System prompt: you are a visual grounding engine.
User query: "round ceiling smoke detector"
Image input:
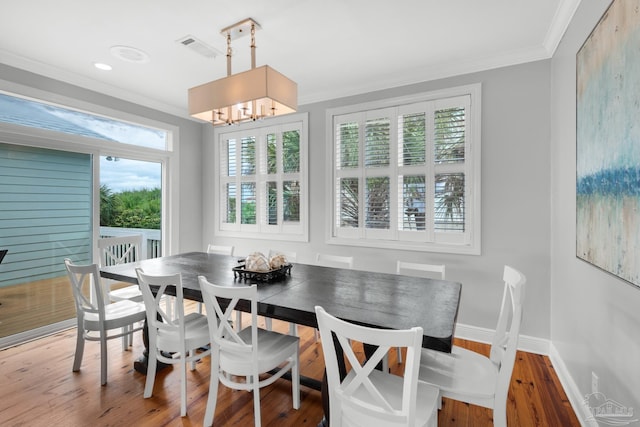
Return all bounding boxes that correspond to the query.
[110,45,150,64]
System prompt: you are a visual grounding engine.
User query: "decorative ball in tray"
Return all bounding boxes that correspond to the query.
[233,252,292,282]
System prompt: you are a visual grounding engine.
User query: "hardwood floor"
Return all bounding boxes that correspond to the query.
[0,310,580,427]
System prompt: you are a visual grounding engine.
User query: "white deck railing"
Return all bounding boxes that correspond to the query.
[99,226,162,260]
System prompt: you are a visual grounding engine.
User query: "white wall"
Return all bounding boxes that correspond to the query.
[550,0,640,417]
[205,60,552,341]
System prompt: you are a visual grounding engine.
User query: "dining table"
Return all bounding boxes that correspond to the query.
[100,251,461,425]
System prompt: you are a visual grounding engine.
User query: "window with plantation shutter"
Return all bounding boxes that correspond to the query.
[216,113,308,241]
[328,84,481,254]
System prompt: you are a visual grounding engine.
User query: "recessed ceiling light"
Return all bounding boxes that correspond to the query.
[110,45,150,64]
[94,62,113,71]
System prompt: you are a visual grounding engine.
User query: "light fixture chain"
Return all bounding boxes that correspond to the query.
[226,32,232,77]
[250,22,256,69]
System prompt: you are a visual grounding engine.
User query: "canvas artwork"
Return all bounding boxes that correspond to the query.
[576,0,640,287]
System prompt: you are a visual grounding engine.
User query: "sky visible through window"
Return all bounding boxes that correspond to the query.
[100,156,161,193]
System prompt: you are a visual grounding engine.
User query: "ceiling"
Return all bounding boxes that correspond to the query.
[0,0,581,120]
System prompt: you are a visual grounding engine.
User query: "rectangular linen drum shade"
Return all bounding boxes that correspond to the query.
[189,64,297,124]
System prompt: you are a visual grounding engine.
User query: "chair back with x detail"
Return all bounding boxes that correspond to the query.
[135,268,211,417]
[64,258,146,385]
[418,265,526,427]
[315,306,438,427]
[199,276,300,427]
[98,235,147,349]
[98,235,144,302]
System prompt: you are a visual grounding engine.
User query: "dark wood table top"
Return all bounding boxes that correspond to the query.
[100,251,461,353]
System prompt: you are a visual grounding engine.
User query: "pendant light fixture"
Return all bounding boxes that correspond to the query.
[188,18,297,126]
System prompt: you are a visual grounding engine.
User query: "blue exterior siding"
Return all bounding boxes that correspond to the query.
[0,143,92,287]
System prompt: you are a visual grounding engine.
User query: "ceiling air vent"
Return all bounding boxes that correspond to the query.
[176,35,222,58]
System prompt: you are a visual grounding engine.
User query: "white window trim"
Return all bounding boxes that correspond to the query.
[0,80,180,256]
[325,84,481,255]
[214,112,309,242]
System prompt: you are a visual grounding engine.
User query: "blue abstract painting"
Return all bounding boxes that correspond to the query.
[577,0,640,287]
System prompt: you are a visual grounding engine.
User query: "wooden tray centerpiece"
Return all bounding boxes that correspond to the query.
[233,252,292,282]
[233,263,292,282]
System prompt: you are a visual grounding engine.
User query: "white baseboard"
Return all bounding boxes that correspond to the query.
[548,343,597,427]
[454,322,550,355]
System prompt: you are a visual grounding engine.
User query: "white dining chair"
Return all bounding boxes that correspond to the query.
[199,276,300,427]
[64,258,146,386]
[98,235,146,348]
[396,261,446,280]
[315,305,438,427]
[268,249,297,262]
[418,265,526,427]
[135,268,211,417]
[206,244,234,256]
[315,253,354,269]
[391,261,447,367]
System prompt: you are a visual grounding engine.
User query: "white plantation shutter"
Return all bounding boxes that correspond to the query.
[266,133,277,174]
[266,181,277,225]
[220,138,236,227]
[329,85,480,254]
[283,130,300,173]
[432,98,469,234]
[240,136,256,176]
[400,112,426,166]
[434,107,465,164]
[339,177,358,228]
[364,110,394,239]
[226,139,236,176]
[435,173,465,231]
[334,113,361,238]
[337,119,359,170]
[241,182,256,224]
[283,180,300,222]
[399,174,426,231]
[364,117,390,168]
[366,177,390,229]
[225,183,236,223]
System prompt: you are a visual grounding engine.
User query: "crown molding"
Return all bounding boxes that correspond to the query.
[543,0,583,55]
[298,45,552,106]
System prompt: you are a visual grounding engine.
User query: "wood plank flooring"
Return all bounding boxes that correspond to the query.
[0,310,580,427]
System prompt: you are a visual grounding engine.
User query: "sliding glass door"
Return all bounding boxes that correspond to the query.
[0,91,174,347]
[0,147,164,342]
